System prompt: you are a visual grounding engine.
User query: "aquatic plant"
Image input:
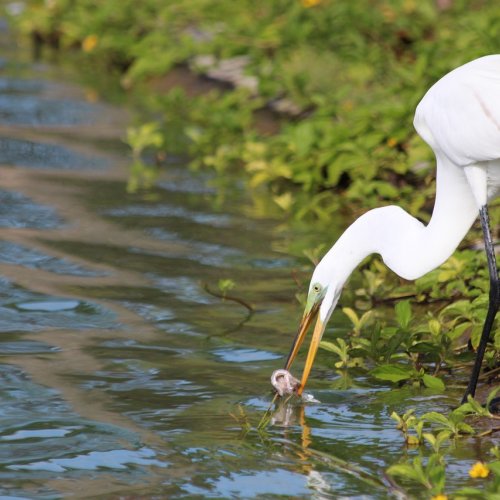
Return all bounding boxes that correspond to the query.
[387,388,500,497]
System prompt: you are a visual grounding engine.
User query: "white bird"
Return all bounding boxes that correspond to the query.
[284,55,500,403]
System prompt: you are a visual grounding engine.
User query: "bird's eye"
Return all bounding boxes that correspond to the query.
[312,283,322,294]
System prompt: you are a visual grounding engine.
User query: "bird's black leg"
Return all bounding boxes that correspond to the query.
[461,205,499,404]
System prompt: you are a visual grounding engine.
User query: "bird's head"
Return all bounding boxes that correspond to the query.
[284,264,341,395]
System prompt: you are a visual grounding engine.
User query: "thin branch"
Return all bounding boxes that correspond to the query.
[203,282,254,313]
[477,427,500,437]
[479,365,500,380]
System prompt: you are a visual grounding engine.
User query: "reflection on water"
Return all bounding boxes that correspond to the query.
[0,189,62,229]
[0,21,494,500]
[0,363,166,496]
[0,240,106,276]
[0,136,108,170]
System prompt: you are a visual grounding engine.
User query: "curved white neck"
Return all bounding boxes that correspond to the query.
[319,155,479,285]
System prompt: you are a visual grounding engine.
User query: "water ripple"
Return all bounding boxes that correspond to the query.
[0,276,117,331]
[149,275,215,305]
[105,203,232,228]
[0,94,111,127]
[0,136,108,170]
[146,227,243,267]
[9,447,167,472]
[0,363,167,482]
[0,190,63,229]
[0,240,106,277]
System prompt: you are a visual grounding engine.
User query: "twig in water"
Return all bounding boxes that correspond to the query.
[203,282,254,313]
[477,427,500,437]
[479,364,500,380]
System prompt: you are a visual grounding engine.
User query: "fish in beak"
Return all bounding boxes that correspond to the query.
[284,284,328,395]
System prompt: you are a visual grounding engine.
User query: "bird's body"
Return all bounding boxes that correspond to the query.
[283,55,500,402]
[414,55,500,171]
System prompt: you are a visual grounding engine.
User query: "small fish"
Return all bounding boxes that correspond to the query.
[270,369,300,397]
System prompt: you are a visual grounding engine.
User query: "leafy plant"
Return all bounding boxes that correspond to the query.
[14,0,500,221]
[391,408,424,445]
[387,454,446,495]
[421,411,474,438]
[319,337,365,369]
[125,122,164,161]
[342,307,375,336]
[454,452,500,499]
[218,278,236,297]
[371,364,445,391]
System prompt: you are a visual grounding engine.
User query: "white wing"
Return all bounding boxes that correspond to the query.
[414,55,500,166]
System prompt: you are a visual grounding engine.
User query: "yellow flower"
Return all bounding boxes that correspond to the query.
[469,462,490,479]
[387,137,398,148]
[82,34,98,53]
[301,0,321,7]
[431,495,448,500]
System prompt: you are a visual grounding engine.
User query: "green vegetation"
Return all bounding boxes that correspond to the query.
[318,254,499,394]
[387,392,500,498]
[11,0,500,216]
[11,1,500,496]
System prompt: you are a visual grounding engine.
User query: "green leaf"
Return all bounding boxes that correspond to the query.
[422,374,445,391]
[423,432,436,447]
[455,395,489,417]
[371,364,414,383]
[387,457,430,488]
[218,279,235,294]
[470,324,484,349]
[390,411,404,426]
[427,318,441,336]
[290,122,316,158]
[342,307,360,328]
[427,454,446,493]
[488,460,500,475]
[409,342,440,354]
[447,321,472,341]
[456,422,475,434]
[319,340,343,356]
[453,487,487,498]
[395,300,412,329]
[487,386,500,407]
[436,430,452,445]
[386,463,423,483]
[383,329,408,359]
[359,310,375,329]
[421,412,449,426]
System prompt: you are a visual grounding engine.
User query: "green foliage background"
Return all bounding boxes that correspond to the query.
[11,0,500,218]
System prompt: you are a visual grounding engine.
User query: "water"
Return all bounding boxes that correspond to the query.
[0,25,494,500]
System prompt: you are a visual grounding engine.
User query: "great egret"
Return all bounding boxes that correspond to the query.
[283,55,500,404]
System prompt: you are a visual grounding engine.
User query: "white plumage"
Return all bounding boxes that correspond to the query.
[414,55,500,168]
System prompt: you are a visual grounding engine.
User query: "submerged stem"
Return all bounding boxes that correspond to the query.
[203,282,254,313]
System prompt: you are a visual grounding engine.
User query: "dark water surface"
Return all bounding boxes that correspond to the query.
[0,25,494,500]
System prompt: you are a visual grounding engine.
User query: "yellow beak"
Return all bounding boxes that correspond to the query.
[284,303,326,396]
